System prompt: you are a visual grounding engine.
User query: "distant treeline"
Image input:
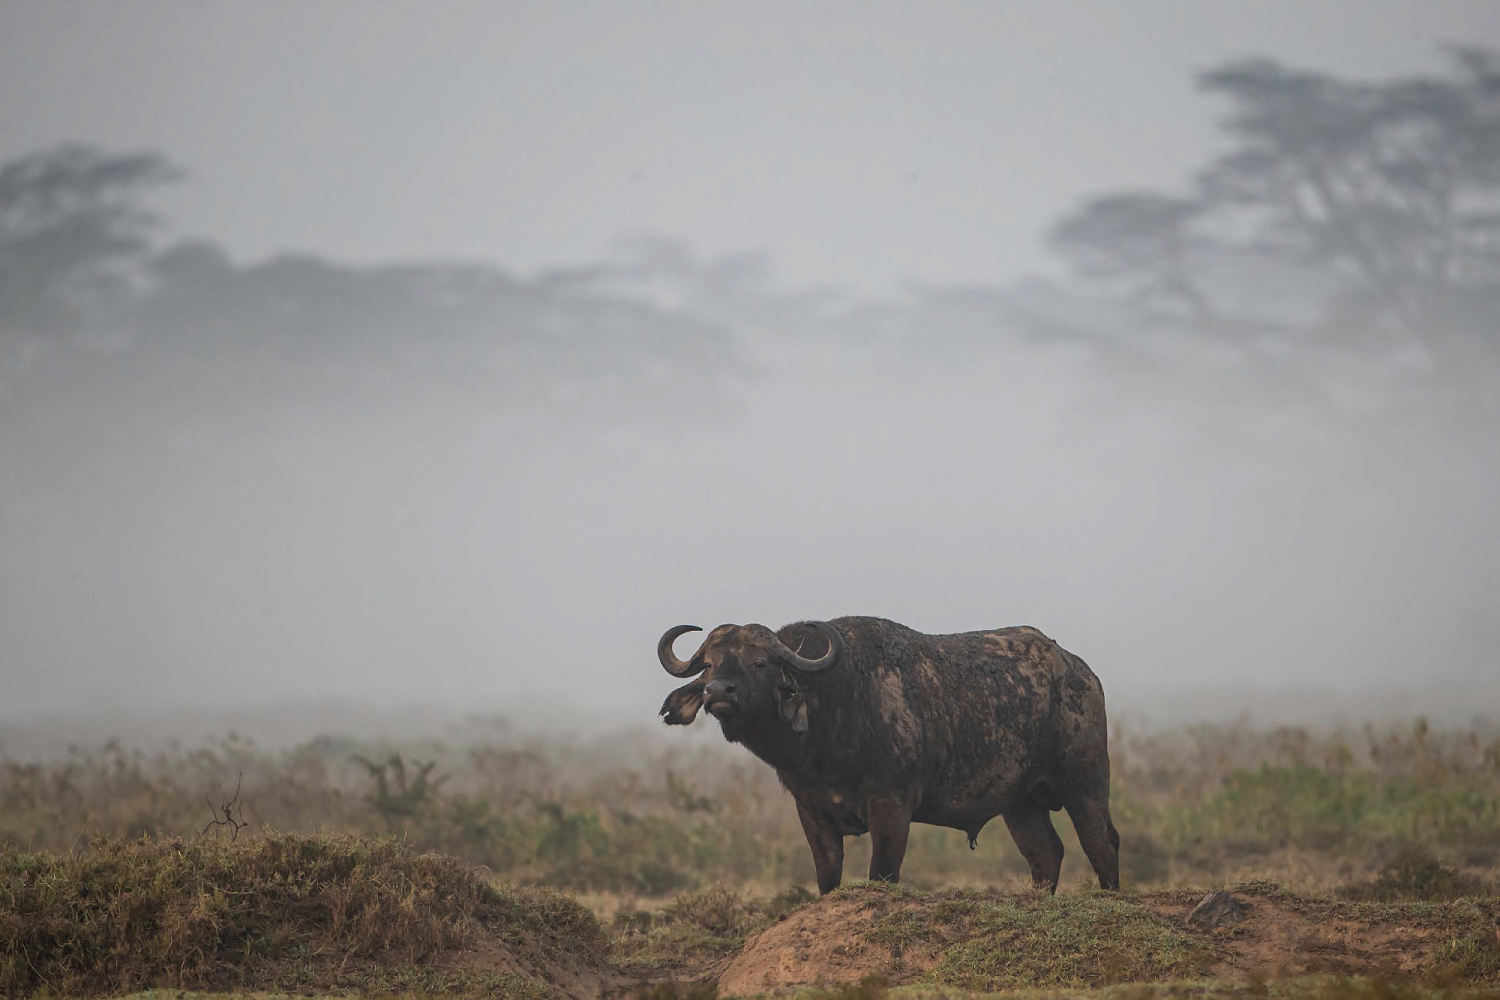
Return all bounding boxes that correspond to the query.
[2,48,1496,398]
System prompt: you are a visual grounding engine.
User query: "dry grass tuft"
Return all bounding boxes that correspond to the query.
[611,884,812,974]
[0,832,603,998]
[1336,845,1493,902]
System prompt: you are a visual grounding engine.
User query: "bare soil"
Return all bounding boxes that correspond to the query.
[715,892,945,995]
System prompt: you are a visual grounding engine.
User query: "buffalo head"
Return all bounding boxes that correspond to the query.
[657,621,843,737]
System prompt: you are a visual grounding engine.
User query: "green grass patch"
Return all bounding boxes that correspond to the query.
[1425,899,1500,984]
[1158,765,1500,855]
[928,891,1207,991]
[807,883,1209,993]
[868,908,934,949]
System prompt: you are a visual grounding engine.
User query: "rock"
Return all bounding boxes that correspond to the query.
[1186,890,1246,929]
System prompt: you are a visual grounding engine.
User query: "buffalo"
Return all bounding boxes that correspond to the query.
[657,616,1118,893]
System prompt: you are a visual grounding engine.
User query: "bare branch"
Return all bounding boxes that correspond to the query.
[199,772,248,841]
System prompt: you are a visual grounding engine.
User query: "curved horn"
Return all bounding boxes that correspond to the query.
[773,620,844,673]
[658,625,706,677]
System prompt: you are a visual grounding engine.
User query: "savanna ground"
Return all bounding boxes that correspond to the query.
[2,718,1499,998]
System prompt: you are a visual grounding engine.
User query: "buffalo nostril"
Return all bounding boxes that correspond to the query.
[723,683,736,694]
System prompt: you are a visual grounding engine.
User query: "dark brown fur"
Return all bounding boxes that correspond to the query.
[659,615,1119,894]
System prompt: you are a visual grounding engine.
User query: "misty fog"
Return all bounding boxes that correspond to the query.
[2,3,1498,749]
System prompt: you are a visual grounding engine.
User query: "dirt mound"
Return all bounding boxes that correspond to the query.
[0,833,625,998]
[717,889,941,995]
[717,882,1500,996]
[720,882,1204,995]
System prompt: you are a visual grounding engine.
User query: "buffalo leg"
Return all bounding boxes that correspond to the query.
[1063,789,1121,890]
[1002,802,1064,893]
[795,798,845,895]
[866,796,912,883]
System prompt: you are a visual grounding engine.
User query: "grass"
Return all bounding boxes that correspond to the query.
[4,721,1498,898]
[863,979,1500,999]
[1,720,1499,997]
[83,980,1500,1000]
[825,883,1209,992]
[721,880,1500,994]
[1427,901,1500,985]
[928,892,1207,991]
[4,851,1498,997]
[0,832,604,998]
[1336,845,1494,902]
[93,980,1500,1000]
[612,885,814,974]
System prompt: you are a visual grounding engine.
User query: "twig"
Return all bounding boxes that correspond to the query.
[199,772,248,841]
[68,812,95,855]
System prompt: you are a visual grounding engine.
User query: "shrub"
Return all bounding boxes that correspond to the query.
[1338,845,1492,901]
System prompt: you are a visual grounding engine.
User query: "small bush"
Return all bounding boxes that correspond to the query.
[665,886,769,938]
[1338,845,1492,902]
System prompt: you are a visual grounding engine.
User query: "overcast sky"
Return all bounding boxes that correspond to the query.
[3,1,1494,294]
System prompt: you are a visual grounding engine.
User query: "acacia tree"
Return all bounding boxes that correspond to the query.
[0,145,179,338]
[1051,47,1500,365]
[1049,192,1217,324]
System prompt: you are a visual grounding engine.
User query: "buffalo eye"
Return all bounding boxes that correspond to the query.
[752,659,768,671]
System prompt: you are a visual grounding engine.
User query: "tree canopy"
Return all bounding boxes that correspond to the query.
[0,145,179,337]
[1050,47,1500,366]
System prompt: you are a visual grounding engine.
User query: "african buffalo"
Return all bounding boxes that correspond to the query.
[657,616,1119,893]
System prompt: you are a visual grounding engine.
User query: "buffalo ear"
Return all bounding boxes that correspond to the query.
[660,679,705,725]
[777,668,809,734]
